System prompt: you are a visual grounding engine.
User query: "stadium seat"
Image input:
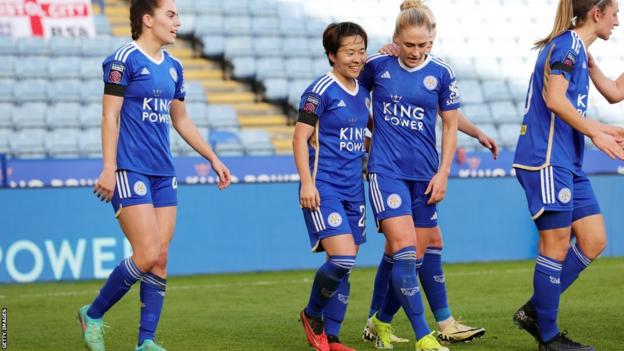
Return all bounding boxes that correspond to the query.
[281,37,310,57]
[285,58,315,79]
[0,103,13,128]
[253,36,282,58]
[185,102,209,127]
[277,2,304,18]
[240,129,274,156]
[80,58,103,80]
[210,129,244,156]
[12,103,47,130]
[249,0,278,17]
[288,79,312,108]
[178,15,196,36]
[457,79,484,104]
[263,78,289,101]
[279,18,307,37]
[481,80,512,102]
[207,105,238,128]
[201,35,226,57]
[78,128,102,158]
[0,55,15,78]
[46,102,81,129]
[15,57,49,79]
[49,80,82,103]
[490,101,520,123]
[80,36,112,57]
[255,57,287,80]
[252,17,280,37]
[222,0,250,16]
[93,15,112,35]
[9,129,46,159]
[312,58,330,77]
[45,128,80,158]
[14,79,48,103]
[81,80,103,104]
[194,0,224,15]
[0,79,13,102]
[223,16,253,36]
[80,103,103,129]
[48,37,82,57]
[0,40,16,55]
[231,57,256,79]
[48,57,82,79]
[195,15,224,37]
[171,127,209,156]
[498,123,521,149]
[0,128,11,154]
[305,20,329,38]
[184,81,207,102]
[224,36,254,60]
[16,37,48,55]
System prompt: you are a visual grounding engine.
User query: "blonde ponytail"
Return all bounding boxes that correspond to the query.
[395,0,431,36]
[534,0,574,49]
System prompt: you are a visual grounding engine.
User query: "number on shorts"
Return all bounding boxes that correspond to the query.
[358,205,366,227]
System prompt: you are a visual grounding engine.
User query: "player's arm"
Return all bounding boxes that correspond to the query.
[293,116,320,210]
[427,108,458,204]
[588,53,624,104]
[93,94,123,202]
[545,75,624,159]
[450,109,499,159]
[170,100,231,189]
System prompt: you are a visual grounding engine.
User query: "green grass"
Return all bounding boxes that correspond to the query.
[2,258,623,350]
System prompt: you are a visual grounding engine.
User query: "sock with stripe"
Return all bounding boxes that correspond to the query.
[377,256,421,323]
[419,247,452,322]
[88,257,144,319]
[305,256,355,318]
[368,254,393,318]
[324,271,351,338]
[391,247,430,340]
[138,273,167,346]
[532,255,562,342]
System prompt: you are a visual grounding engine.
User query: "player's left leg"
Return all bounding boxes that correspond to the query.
[136,176,178,351]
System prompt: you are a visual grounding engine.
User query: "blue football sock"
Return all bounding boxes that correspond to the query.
[377,274,401,323]
[138,273,167,346]
[368,254,393,318]
[420,247,452,322]
[533,255,562,342]
[391,247,430,340]
[88,257,144,319]
[324,272,351,337]
[560,243,592,294]
[305,255,355,319]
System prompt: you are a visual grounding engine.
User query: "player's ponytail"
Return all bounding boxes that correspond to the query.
[129,0,160,40]
[534,0,613,49]
[395,0,432,37]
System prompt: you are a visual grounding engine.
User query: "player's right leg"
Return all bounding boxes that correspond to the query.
[79,171,162,351]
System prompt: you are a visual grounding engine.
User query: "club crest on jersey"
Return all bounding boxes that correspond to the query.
[302,94,320,114]
[172,177,178,189]
[328,212,343,227]
[423,75,438,90]
[387,194,402,209]
[108,63,125,84]
[170,67,178,82]
[558,187,571,204]
[133,181,147,196]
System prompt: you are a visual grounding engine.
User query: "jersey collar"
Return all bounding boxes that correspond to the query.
[132,41,165,65]
[328,72,359,96]
[397,55,431,73]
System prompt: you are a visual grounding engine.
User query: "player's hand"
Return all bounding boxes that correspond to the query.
[300,181,320,210]
[93,168,116,202]
[211,159,231,190]
[477,132,499,159]
[425,172,448,205]
[379,43,400,56]
[591,131,624,160]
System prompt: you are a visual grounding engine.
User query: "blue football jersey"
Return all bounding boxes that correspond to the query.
[513,30,588,172]
[359,54,461,181]
[298,73,370,200]
[102,41,185,176]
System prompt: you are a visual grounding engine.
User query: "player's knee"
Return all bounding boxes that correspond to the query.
[584,236,607,260]
[134,247,161,272]
[154,249,169,271]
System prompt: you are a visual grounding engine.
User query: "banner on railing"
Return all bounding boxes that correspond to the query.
[0,0,95,38]
[3,151,624,189]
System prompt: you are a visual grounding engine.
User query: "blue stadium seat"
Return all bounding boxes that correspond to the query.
[210,129,244,156]
[0,40,16,55]
[195,15,224,37]
[461,104,493,124]
[305,20,328,38]
[252,17,280,37]
[16,37,48,55]
[185,102,208,127]
[184,81,207,102]
[9,129,47,159]
[201,35,225,56]
[45,128,80,158]
[224,36,254,60]
[0,103,13,128]
[80,103,102,128]
[78,128,101,158]
[223,16,252,36]
[48,57,82,79]
[0,128,11,154]
[285,58,314,79]
[231,57,256,79]
[46,102,81,129]
[81,80,103,103]
[80,58,103,79]
[12,103,47,129]
[14,79,48,103]
[481,80,512,102]
[240,129,274,156]
[175,0,195,13]
[222,0,250,16]
[178,14,196,36]
[0,79,13,102]
[50,80,82,102]
[254,36,281,58]
[277,2,304,18]
[171,127,209,156]
[255,57,287,80]
[48,37,81,57]
[93,15,112,35]
[312,58,330,76]
[15,57,49,78]
[194,0,224,15]
[110,37,133,51]
[281,37,310,57]
[80,36,112,57]
[207,105,238,128]
[308,38,326,58]
[490,101,520,123]
[288,79,311,108]
[498,123,521,149]
[249,0,278,17]
[263,78,288,101]
[279,18,307,37]
[457,79,484,104]
[0,55,15,78]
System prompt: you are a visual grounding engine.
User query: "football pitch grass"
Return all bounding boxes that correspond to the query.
[2,258,623,351]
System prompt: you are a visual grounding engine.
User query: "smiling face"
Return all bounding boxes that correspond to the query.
[143,0,181,45]
[594,0,620,40]
[394,24,431,68]
[329,35,367,80]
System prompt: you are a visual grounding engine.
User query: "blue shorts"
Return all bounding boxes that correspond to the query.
[368,173,437,229]
[301,182,366,253]
[515,166,601,226]
[111,170,178,217]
